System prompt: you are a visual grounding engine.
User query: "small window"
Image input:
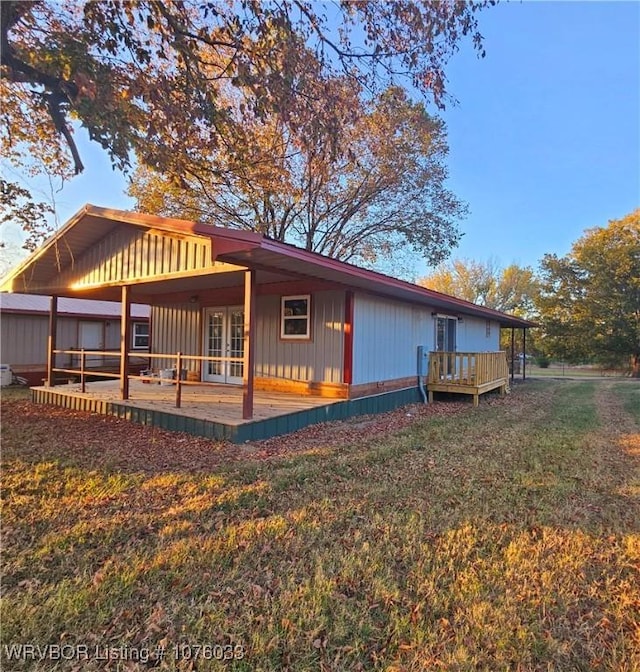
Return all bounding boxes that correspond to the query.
[281,295,311,339]
[486,320,491,337]
[132,322,149,349]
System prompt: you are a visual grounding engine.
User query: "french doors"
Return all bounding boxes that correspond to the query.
[202,307,244,384]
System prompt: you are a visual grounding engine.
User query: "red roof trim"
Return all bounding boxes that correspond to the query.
[2,205,536,328]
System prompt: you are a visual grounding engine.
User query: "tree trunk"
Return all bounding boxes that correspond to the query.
[632,353,640,378]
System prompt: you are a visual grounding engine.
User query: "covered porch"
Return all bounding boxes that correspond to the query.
[3,206,535,439]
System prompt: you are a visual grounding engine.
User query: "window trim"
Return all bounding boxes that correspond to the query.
[280,294,311,340]
[132,321,150,350]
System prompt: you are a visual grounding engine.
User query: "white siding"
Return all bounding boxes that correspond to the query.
[456,317,501,352]
[352,294,433,385]
[351,295,503,385]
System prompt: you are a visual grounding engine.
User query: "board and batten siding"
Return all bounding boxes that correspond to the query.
[456,317,500,352]
[0,314,145,378]
[57,227,213,289]
[255,291,344,384]
[0,314,125,366]
[151,304,201,371]
[351,295,503,385]
[352,294,433,385]
[150,292,344,382]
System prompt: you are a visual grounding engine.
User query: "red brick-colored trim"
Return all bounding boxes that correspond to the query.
[343,290,354,385]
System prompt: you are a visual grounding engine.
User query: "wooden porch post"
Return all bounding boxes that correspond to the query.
[522,328,527,380]
[510,327,515,383]
[120,285,131,400]
[343,291,354,387]
[242,269,256,419]
[46,295,58,387]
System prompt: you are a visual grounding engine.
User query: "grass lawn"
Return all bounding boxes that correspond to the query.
[525,363,633,379]
[1,380,639,671]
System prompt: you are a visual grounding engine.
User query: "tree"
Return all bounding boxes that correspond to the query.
[1,0,492,247]
[418,259,540,357]
[536,210,640,375]
[128,86,466,265]
[418,258,538,315]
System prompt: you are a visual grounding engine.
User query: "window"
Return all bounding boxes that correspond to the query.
[281,295,311,339]
[132,322,149,349]
[486,319,491,337]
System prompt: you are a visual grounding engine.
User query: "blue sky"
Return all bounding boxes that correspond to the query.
[2,1,638,276]
[442,0,639,271]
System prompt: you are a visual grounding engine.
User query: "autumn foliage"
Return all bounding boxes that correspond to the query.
[1,0,491,253]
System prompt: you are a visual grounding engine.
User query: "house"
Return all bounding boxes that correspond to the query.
[0,205,534,441]
[0,293,150,386]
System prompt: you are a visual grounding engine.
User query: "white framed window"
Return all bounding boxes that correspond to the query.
[281,295,311,339]
[132,322,149,349]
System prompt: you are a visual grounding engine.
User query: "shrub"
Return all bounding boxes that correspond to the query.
[536,356,551,368]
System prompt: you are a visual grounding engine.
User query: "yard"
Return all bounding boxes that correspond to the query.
[1,380,639,671]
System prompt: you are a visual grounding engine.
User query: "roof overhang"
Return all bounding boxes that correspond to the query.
[1,204,536,329]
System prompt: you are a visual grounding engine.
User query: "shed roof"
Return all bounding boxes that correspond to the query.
[0,293,150,319]
[1,205,535,329]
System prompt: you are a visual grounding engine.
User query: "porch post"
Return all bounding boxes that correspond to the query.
[120,285,131,400]
[242,269,256,420]
[343,291,354,387]
[510,327,515,383]
[46,295,58,387]
[522,328,527,380]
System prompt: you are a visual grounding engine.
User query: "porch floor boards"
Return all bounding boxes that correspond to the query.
[32,379,337,426]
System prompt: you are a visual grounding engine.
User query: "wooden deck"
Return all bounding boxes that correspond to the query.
[30,380,423,443]
[32,379,335,426]
[427,351,509,407]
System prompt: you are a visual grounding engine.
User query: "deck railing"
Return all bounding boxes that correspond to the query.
[428,351,509,387]
[50,349,244,407]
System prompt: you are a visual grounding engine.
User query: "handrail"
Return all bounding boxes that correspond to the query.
[48,348,247,408]
[428,351,508,387]
[52,349,241,363]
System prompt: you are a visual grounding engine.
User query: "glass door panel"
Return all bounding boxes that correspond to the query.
[203,307,244,384]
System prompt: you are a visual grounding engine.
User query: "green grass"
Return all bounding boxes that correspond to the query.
[526,363,632,379]
[614,382,640,424]
[1,380,639,671]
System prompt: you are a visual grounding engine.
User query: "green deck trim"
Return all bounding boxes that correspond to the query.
[30,386,423,443]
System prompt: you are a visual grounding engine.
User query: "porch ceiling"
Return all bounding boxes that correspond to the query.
[16,267,304,304]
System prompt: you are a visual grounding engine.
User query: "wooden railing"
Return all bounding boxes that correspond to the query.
[50,349,244,408]
[428,351,509,387]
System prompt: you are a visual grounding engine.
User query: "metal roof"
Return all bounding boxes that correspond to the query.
[0,205,535,329]
[0,293,150,319]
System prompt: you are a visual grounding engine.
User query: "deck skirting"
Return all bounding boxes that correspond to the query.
[427,377,508,407]
[31,385,423,443]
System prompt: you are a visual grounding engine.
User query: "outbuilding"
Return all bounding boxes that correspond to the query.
[0,292,149,386]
